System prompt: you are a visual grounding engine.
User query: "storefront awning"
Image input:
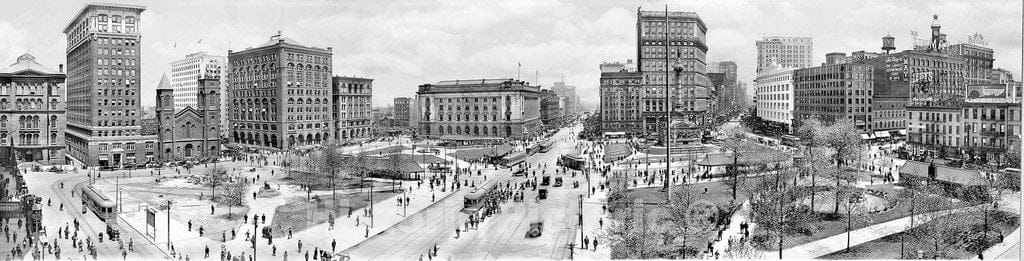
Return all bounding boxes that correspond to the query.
[98,155,109,160]
[874,131,890,138]
[859,134,871,140]
[898,129,908,135]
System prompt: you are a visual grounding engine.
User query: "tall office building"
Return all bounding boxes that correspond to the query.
[636,9,709,143]
[228,33,333,151]
[393,97,411,128]
[709,61,739,114]
[170,52,227,110]
[550,82,578,116]
[332,76,373,140]
[755,36,813,73]
[755,59,797,134]
[599,61,643,136]
[793,63,874,132]
[64,4,158,166]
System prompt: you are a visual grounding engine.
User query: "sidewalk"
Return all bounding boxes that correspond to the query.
[978,227,1020,260]
[713,200,753,255]
[571,176,612,260]
[769,206,971,259]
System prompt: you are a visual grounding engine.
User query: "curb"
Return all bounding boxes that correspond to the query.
[340,188,462,252]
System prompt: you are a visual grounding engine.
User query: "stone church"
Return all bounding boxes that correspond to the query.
[155,74,221,162]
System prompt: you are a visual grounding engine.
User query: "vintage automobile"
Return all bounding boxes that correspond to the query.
[553,177,563,187]
[525,222,543,238]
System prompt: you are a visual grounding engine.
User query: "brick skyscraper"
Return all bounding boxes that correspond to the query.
[64,4,157,166]
[228,33,333,151]
[636,9,709,144]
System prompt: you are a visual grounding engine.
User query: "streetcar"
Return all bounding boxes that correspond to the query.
[76,183,120,240]
[538,140,553,153]
[462,181,497,214]
[526,143,540,155]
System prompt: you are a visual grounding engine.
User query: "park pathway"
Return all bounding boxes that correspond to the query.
[767,206,973,259]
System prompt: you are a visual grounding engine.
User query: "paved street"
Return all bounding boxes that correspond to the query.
[345,125,595,260]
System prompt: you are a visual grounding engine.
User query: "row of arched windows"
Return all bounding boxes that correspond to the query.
[0,98,59,110]
[231,98,278,121]
[425,125,514,137]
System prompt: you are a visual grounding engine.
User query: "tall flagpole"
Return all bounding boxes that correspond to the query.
[663,4,672,200]
[517,61,521,80]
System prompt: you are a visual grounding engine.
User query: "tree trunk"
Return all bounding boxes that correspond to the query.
[846,206,852,252]
[681,227,687,259]
[731,156,739,200]
[834,178,841,214]
[900,233,905,259]
[810,165,816,211]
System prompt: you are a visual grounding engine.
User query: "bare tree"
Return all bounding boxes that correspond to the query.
[205,165,228,201]
[664,184,717,258]
[317,144,347,213]
[293,156,321,201]
[961,172,1007,259]
[602,199,659,259]
[220,179,250,218]
[912,199,968,259]
[796,117,825,210]
[717,130,758,200]
[837,186,864,253]
[747,166,806,258]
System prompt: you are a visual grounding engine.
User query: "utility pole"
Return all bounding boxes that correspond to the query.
[252,214,257,261]
[579,194,584,249]
[166,200,171,249]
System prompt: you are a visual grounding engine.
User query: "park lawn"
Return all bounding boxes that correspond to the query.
[614,177,773,257]
[751,185,970,251]
[408,154,447,164]
[447,148,492,162]
[627,175,773,206]
[819,211,1020,259]
[358,145,409,156]
[269,191,400,238]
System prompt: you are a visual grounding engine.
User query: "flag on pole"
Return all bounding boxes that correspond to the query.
[197,39,202,44]
[173,42,177,48]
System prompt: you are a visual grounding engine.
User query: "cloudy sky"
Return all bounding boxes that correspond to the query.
[0,0,1019,108]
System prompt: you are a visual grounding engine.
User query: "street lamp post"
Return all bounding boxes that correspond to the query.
[166,200,171,249]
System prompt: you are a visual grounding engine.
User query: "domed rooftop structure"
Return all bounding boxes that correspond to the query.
[0,53,60,74]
